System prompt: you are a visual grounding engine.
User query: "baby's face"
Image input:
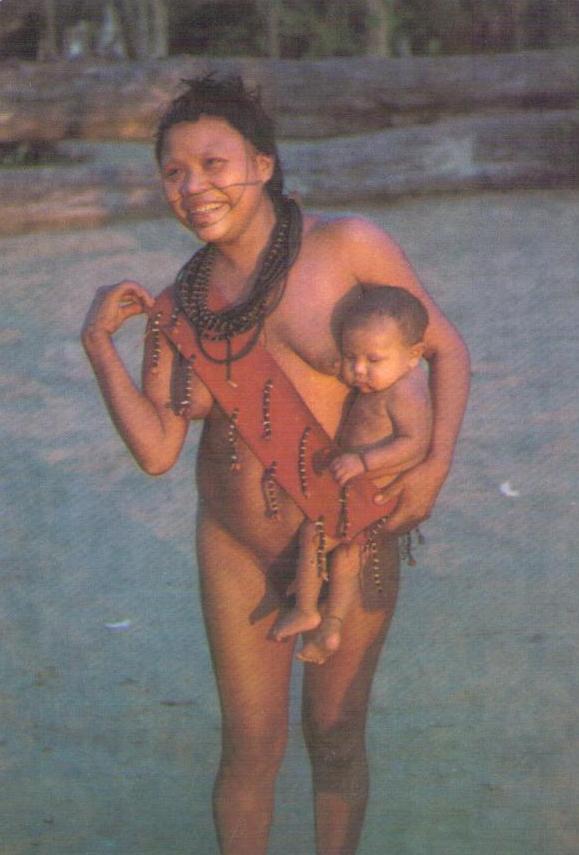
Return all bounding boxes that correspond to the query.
[341,317,423,393]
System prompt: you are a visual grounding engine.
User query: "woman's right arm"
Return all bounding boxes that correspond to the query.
[81,280,213,475]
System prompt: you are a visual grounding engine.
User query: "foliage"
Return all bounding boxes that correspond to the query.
[273,1,362,58]
[0,141,74,168]
[1,0,578,61]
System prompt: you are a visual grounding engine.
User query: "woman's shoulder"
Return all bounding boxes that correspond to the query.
[303,211,400,254]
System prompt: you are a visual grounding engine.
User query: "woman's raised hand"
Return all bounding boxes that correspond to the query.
[82,280,156,344]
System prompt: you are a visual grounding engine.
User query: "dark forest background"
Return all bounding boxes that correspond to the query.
[1,0,578,63]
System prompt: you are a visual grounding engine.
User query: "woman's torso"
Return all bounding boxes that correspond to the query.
[195,214,367,562]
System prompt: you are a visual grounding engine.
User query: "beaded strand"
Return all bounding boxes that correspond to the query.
[175,197,303,376]
[263,462,280,519]
[148,311,163,374]
[227,408,241,472]
[298,426,312,497]
[177,360,195,416]
[262,379,273,440]
[315,516,328,580]
[338,483,351,540]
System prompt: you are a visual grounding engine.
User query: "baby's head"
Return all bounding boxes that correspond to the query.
[340,286,428,393]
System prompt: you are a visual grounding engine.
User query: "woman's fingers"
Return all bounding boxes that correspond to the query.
[108,280,155,311]
[373,478,403,506]
[85,281,155,337]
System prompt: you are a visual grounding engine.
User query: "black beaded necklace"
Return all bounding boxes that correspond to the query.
[175,196,303,375]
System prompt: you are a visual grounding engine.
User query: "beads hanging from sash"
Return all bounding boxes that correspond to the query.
[176,360,195,417]
[315,516,328,580]
[298,427,312,497]
[228,408,241,472]
[263,462,280,519]
[262,379,273,440]
[338,484,351,540]
[147,311,163,373]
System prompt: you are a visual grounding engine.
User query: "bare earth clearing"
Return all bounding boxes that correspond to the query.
[1,187,578,854]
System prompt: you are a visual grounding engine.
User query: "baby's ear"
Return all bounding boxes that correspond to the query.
[408,341,426,367]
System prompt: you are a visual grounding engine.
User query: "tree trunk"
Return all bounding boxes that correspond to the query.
[365,0,391,57]
[42,0,59,59]
[3,48,579,142]
[117,0,167,59]
[511,0,528,50]
[262,0,281,59]
[149,0,168,59]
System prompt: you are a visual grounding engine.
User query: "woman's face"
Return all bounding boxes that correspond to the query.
[159,116,275,243]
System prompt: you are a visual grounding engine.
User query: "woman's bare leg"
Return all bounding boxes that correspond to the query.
[272,519,325,640]
[302,537,400,855]
[198,515,296,855]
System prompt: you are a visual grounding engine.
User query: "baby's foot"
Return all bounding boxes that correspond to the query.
[272,608,321,641]
[297,616,343,665]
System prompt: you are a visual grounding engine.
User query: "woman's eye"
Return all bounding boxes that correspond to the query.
[163,167,180,180]
[206,158,225,169]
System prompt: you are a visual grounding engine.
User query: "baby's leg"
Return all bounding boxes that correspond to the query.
[272,519,327,641]
[298,541,361,665]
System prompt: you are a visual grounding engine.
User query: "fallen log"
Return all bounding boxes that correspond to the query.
[1,47,578,143]
[0,157,163,234]
[283,109,579,203]
[1,107,577,235]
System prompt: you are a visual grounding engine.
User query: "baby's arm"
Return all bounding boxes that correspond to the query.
[330,374,432,486]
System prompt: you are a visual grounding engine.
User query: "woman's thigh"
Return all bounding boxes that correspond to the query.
[197,513,297,748]
[303,536,400,733]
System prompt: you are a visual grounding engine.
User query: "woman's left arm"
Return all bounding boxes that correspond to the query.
[335,217,471,533]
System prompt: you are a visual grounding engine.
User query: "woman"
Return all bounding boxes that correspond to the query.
[82,76,470,855]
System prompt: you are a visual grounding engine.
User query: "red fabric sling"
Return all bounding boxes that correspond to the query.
[151,286,395,542]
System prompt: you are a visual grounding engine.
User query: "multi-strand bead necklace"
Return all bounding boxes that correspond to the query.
[175,196,302,379]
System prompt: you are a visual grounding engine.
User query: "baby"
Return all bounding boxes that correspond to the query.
[272,285,432,664]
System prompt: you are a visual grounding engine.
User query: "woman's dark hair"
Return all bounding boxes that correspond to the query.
[343,285,429,345]
[155,74,284,206]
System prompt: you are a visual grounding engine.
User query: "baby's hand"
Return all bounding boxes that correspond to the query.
[330,453,365,486]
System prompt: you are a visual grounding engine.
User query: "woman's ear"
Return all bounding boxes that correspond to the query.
[255,152,275,184]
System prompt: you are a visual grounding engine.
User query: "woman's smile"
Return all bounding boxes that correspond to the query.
[182,197,230,228]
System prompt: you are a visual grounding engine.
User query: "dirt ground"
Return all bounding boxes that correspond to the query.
[1,187,578,854]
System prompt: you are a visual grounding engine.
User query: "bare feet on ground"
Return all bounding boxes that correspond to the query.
[271,608,321,641]
[297,616,343,665]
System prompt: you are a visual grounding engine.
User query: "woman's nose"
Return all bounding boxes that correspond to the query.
[180,169,209,196]
[353,359,366,377]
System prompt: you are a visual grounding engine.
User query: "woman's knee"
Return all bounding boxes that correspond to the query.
[302,713,365,773]
[222,719,288,780]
